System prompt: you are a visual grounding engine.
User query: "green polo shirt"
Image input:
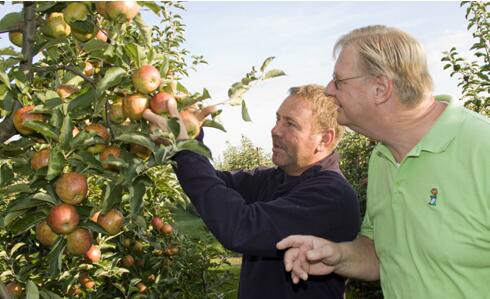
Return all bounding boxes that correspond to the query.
[361,101,490,299]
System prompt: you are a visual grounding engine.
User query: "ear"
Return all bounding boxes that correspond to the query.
[373,75,393,105]
[315,128,335,153]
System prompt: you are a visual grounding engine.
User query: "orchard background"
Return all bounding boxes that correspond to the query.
[0,1,488,299]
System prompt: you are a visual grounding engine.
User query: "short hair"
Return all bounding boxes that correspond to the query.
[334,25,433,106]
[289,84,345,147]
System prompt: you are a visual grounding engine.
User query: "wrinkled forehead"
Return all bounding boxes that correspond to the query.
[334,45,361,74]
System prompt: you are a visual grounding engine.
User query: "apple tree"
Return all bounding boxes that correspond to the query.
[0,1,284,298]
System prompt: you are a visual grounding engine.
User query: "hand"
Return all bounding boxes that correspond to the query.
[142,96,217,141]
[276,235,343,284]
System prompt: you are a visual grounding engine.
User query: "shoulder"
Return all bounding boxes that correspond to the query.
[294,170,358,204]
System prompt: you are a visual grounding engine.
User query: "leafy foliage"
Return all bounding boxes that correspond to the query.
[441,1,489,115]
[215,135,273,171]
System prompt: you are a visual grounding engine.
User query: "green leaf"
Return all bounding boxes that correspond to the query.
[6,197,51,213]
[49,107,64,130]
[23,121,59,141]
[67,88,97,112]
[101,183,124,213]
[8,210,45,235]
[241,100,251,122]
[95,67,126,97]
[46,149,64,181]
[83,39,109,53]
[0,64,11,88]
[0,12,23,31]
[2,183,31,195]
[202,119,226,132]
[129,177,149,217]
[167,118,181,138]
[81,220,107,235]
[26,280,40,299]
[124,43,145,68]
[264,69,286,79]
[0,88,14,112]
[140,2,162,16]
[175,140,212,160]
[116,133,155,152]
[133,14,152,47]
[2,210,27,227]
[0,164,14,187]
[260,56,275,73]
[47,238,66,278]
[59,113,74,150]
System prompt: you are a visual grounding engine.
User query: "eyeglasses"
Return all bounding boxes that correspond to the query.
[332,73,367,89]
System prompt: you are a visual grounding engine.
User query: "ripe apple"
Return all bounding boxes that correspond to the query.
[109,99,126,124]
[132,65,161,94]
[79,272,94,289]
[90,211,100,222]
[31,148,50,170]
[55,172,88,205]
[5,281,23,299]
[95,2,108,18]
[85,245,101,263]
[66,228,93,255]
[100,146,121,170]
[13,105,45,135]
[161,223,173,235]
[63,2,89,24]
[150,92,171,114]
[106,1,140,22]
[9,31,23,47]
[42,12,71,38]
[123,94,149,121]
[136,282,147,293]
[130,143,152,160]
[122,238,132,248]
[97,209,124,235]
[83,61,94,76]
[180,110,201,138]
[122,254,135,268]
[56,84,79,100]
[35,220,59,247]
[47,203,80,234]
[85,123,109,154]
[151,216,164,231]
[95,30,108,42]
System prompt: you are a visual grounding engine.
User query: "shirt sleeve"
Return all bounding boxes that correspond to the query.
[172,150,360,257]
[360,208,374,239]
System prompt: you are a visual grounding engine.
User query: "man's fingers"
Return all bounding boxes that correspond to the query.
[276,235,311,250]
[283,248,299,272]
[195,105,218,122]
[142,109,160,123]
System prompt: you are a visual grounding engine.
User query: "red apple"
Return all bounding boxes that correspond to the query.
[97,209,124,235]
[13,105,45,135]
[55,172,88,205]
[66,228,92,255]
[95,30,108,42]
[132,65,161,94]
[31,148,50,170]
[85,123,109,153]
[161,223,173,235]
[85,245,101,263]
[47,203,80,235]
[106,1,140,22]
[150,92,171,114]
[123,94,149,121]
[36,220,59,247]
[95,2,108,18]
[180,110,201,138]
[122,254,135,268]
[83,61,94,76]
[151,216,164,231]
[56,84,79,100]
[5,281,23,299]
[109,99,126,124]
[99,146,121,170]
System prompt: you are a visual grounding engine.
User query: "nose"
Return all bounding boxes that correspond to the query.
[325,80,336,97]
[271,121,281,138]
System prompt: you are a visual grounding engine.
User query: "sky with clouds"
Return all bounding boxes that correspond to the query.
[0,2,475,160]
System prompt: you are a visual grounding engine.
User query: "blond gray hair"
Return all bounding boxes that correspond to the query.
[289,84,345,147]
[334,25,433,106]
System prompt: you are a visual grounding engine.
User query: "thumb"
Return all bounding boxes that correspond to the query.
[195,105,218,122]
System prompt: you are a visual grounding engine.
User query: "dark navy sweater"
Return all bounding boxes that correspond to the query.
[172,149,360,299]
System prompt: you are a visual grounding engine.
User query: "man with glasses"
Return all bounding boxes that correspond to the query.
[143,85,361,298]
[277,25,490,299]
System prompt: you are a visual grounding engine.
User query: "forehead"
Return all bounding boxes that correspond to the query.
[277,95,314,119]
[335,45,359,74]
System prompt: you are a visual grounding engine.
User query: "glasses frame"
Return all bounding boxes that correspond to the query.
[332,73,367,89]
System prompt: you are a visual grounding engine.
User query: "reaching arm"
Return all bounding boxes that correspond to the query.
[276,234,379,283]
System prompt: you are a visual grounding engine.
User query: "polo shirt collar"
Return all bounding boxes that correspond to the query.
[374,100,464,162]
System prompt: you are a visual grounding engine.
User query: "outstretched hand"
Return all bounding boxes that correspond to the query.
[142,96,217,141]
[276,235,343,284]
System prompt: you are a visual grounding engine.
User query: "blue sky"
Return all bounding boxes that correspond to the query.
[0,2,474,159]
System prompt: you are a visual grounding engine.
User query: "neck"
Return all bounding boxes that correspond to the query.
[380,96,447,162]
[283,149,335,176]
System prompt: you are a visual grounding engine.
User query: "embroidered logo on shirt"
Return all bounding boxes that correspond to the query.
[428,188,438,206]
